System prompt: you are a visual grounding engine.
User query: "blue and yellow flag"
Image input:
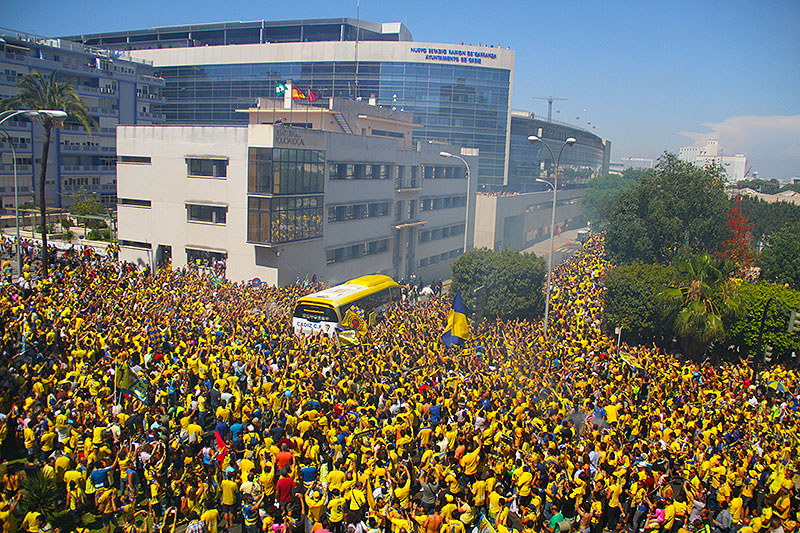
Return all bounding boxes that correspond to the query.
[441,290,469,347]
[114,363,149,403]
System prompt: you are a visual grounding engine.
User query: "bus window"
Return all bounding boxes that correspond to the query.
[293,303,339,323]
[389,286,401,302]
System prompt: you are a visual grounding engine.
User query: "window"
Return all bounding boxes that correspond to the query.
[421,195,467,211]
[120,239,151,249]
[329,162,392,180]
[326,237,391,264]
[371,129,404,139]
[187,157,228,178]
[249,148,324,194]
[327,201,390,223]
[186,247,227,264]
[118,155,151,164]
[119,198,151,208]
[248,195,323,244]
[187,204,227,224]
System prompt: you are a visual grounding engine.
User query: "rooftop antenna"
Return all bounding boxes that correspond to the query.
[534,96,568,121]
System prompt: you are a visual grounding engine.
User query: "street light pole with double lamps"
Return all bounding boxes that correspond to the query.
[439,151,472,254]
[0,109,68,278]
[527,135,576,338]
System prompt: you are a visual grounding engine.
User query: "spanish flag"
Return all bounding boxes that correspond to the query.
[441,290,469,347]
[292,87,306,100]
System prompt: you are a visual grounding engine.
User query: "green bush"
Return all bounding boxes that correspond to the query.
[726,282,800,361]
[603,262,676,344]
[758,222,800,289]
[450,248,546,321]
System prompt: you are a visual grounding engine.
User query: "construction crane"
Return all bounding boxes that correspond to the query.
[534,96,568,121]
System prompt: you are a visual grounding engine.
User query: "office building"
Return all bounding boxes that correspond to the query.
[63,19,515,188]
[117,98,476,285]
[0,31,165,211]
[679,139,747,182]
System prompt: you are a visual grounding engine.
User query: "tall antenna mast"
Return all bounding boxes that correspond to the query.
[533,96,568,121]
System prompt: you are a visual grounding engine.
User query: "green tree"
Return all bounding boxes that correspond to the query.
[70,194,108,229]
[602,262,675,344]
[1,71,95,276]
[737,196,800,242]
[581,168,646,225]
[658,253,742,359]
[726,282,800,362]
[759,222,800,289]
[450,248,546,321]
[602,153,729,264]
[736,178,782,194]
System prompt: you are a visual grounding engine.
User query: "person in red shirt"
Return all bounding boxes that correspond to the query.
[276,468,296,513]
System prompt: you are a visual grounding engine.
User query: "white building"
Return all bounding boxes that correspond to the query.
[679,139,747,182]
[117,98,476,286]
[0,30,165,210]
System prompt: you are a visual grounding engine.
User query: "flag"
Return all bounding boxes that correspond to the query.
[114,363,149,403]
[308,90,321,103]
[477,514,498,533]
[292,87,306,100]
[276,82,288,97]
[441,290,469,347]
[341,306,367,335]
[337,329,360,346]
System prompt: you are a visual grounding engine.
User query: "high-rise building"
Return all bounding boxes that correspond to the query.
[679,139,747,182]
[0,31,166,211]
[63,19,515,188]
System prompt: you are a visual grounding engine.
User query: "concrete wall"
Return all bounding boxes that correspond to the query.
[474,188,586,251]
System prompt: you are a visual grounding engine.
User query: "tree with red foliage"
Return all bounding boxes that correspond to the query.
[718,196,755,270]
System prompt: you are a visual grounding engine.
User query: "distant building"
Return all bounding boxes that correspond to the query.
[117,98,476,285]
[507,111,611,191]
[0,31,165,211]
[679,139,747,182]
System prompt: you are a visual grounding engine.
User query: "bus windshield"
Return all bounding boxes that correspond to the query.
[293,303,339,323]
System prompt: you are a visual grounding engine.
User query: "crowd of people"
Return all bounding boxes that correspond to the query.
[0,235,797,533]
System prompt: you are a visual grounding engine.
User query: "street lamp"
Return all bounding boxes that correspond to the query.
[0,110,68,279]
[439,151,472,253]
[528,135,576,338]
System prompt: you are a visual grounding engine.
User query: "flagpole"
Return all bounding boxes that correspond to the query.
[273,80,277,124]
[287,79,293,127]
[305,83,310,128]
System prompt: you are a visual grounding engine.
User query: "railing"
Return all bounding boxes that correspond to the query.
[138,111,165,119]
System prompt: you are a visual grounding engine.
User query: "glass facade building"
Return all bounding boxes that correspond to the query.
[62,19,514,187]
[156,61,510,186]
[508,112,611,191]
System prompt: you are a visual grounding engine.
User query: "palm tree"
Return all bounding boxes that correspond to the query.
[1,71,95,276]
[658,253,742,359]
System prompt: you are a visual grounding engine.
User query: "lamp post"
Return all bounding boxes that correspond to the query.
[0,110,67,279]
[439,151,472,253]
[528,135,576,338]
[0,130,22,276]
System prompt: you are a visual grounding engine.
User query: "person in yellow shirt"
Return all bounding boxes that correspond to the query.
[220,471,240,531]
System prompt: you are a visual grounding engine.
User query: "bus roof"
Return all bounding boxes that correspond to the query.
[299,275,398,307]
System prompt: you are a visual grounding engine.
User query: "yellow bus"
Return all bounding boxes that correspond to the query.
[292,274,401,335]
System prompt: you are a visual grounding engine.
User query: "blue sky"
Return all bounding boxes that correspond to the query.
[6,0,800,178]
